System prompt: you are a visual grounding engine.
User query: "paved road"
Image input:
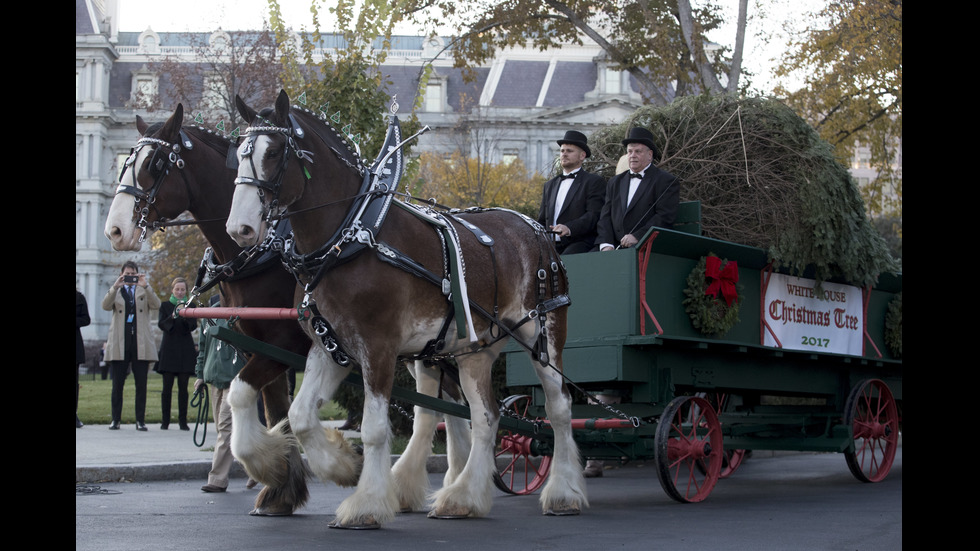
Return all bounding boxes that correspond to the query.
[76,445,901,551]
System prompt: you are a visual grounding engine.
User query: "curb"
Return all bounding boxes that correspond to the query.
[76,455,451,484]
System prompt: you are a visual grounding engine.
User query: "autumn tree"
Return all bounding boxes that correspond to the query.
[144,223,214,305]
[407,0,750,104]
[138,27,282,133]
[267,0,423,158]
[409,94,542,216]
[773,0,902,227]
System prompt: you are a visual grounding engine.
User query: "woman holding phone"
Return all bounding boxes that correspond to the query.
[101,260,161,430]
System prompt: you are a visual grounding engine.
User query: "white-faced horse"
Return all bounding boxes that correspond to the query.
[226,90,587,528]
[103,104,470,516]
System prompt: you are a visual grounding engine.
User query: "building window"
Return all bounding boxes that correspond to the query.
[138,29,160,54]
[501,149,519,165]
[853,148,871,170]
[202,72,228,114]
[604,68,621,95]
[425,81,444,112]
[130,66,158,108]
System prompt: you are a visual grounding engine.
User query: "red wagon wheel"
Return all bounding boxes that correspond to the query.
[844,379,899,483]
[493,395,552,495]
[692,392,747,478]
[655,395,723,503]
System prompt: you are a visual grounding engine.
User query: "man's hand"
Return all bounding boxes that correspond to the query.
[550,224,571,237]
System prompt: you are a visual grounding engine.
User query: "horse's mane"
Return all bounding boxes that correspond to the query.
[256,105,365,174]
[143,121,236,159]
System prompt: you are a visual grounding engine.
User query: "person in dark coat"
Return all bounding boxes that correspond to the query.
[537,130,607,255]
[156,277,198,430]
[77,289,91,428]
[595,127,680,251]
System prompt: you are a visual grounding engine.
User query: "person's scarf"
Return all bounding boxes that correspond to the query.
[169,294,187,306]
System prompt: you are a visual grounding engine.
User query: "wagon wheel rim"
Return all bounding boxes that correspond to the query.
[844,379,899,483]
[493,395,552,495]
[692,392,747,478]
[655,396,723,503]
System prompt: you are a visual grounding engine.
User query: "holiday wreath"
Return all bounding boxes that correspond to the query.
[682,254,742,336]
[884,291,902,359]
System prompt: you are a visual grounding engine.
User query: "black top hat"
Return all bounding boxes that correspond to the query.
[622,127,659,158]
[557,130,591,158]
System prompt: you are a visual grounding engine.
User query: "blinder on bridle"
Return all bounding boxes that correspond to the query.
[234,114,314,224]
[115,130,194,242]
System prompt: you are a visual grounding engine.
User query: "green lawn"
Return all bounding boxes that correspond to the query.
[76,370,346,426]
[77,369,444,454]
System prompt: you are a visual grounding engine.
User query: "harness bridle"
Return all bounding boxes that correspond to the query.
[234,115,317,225]
[116,131,195,242]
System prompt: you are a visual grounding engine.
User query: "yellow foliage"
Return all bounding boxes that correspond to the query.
[411,151,542,216]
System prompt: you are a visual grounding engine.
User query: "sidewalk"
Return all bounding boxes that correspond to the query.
[75,420,375,483]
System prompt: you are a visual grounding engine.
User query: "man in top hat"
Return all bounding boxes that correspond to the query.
[595,127,679,251]
[537,130,607,255]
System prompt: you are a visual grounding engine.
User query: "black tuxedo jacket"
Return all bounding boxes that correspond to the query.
[537,169,607,254]
[595,165,679,248]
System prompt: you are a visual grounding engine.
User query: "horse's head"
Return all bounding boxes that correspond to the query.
[227,90,308,247]
[104,104,194,250]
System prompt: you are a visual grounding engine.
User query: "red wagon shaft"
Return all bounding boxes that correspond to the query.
[176,306,310,321]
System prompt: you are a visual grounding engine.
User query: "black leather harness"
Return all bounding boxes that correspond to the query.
[237,107,570,368]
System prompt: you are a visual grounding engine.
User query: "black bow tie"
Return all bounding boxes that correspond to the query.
[561,172,578,179]
[629,172,644,179]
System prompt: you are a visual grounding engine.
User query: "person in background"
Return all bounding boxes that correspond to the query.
[77,288,91,428]
[595,126,680,251]
[195,294,253,493]
[102,260,161,431]
[156,277,198,430]
[537,130,607,255]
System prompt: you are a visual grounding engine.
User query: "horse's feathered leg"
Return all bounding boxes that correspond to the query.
[331,355,400,529]
[227,375,302,516]
[391,360,472,511]
[428,347,502,519]
[391,361,439,512]
[288,346,362,489]
[534,313,587,515]
[251,371,311,515]
[442,408,471,486]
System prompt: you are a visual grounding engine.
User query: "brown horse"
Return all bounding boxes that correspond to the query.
[103,105,311,514]
[226,90,587,528]
[104,104,472,516]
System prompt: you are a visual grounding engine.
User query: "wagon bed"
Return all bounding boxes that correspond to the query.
[498,206,901,500]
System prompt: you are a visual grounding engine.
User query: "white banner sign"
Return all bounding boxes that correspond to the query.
[762,273,863,355]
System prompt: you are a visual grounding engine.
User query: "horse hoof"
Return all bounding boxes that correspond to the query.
[328,516,380,530]
[544,507,581,516]
[249,507,293,517]
[426,510,469,519]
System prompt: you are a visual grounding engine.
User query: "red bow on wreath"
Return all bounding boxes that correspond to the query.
[704,256,739,306]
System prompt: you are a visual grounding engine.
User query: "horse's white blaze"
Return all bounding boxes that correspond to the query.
[226,136,271,247]
[104,193,142,251]
[104,146,153,251]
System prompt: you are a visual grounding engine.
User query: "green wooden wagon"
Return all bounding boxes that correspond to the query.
[495,201,902,502]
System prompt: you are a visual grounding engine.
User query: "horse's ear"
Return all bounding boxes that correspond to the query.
[236,95,256,124]
[275,89,290,120]
[161,104,183,140]
[136,115,148,135]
